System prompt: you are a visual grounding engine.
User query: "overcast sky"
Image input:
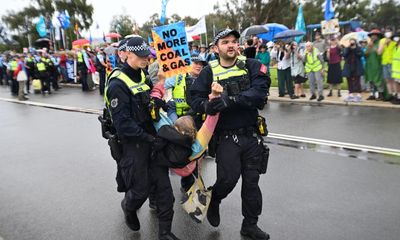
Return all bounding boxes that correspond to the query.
[0,0,223,37]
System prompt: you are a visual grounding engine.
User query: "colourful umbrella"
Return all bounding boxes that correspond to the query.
[105,32,121,38]
[258,23,288,41]
[340,31,369,47]
[72,38,90,46]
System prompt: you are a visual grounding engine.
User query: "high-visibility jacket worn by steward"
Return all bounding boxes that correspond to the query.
[304,48,323,73]
[392,46,400,80]
[172,74,190,116]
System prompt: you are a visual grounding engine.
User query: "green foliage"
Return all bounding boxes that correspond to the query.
[367,0,400,29]
[2,0,93,50]
[110,14,135,38]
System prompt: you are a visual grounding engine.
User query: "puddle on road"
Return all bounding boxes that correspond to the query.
[265,138,400,165]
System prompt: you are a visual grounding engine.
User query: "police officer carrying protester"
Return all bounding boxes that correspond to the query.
[190,29,271,240]
[104,36,158,232]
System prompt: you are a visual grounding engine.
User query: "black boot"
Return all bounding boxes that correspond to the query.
[377,92,384,101]
[121,199,140,231]
[327,89,333,97]
[207,200,220,227]
[240,225,270,240]
[159,221,181,240]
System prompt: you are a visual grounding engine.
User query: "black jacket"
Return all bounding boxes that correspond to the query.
[153,125,193,168]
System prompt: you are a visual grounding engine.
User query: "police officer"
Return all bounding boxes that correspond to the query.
[190,29,271,240]
[25,53,36,93]
[105,36,156,232]
[35,53,51,94]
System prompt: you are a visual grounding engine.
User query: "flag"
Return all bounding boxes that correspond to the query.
[295,4,306,43]
[36,15,47,37]
[160,0,169,24]
[186,16,207,42]
[57,11,70,29]
[148,36,153,44]
[324,0,335,21]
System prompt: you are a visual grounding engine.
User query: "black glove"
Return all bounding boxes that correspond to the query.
[209,95,232,112]
[153,137,167,152]
[152,97,166,110]
[204,100,219,116]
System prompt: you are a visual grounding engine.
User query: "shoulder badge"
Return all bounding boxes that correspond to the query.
[110,98,118,108]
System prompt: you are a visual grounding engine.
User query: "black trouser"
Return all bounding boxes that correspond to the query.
[99,70,106,95]
[151,163,174,232]
[39,72,51,93]
[26,70,33,92]
[120,140,151,211]
[0,67,3,85]
[51,68,59,90]
[212,132,264,226]
[11,77,18,95]
[78,63,88,91]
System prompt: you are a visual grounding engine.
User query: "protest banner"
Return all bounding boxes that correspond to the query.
[152,21,191,78]
[321,18,340,35]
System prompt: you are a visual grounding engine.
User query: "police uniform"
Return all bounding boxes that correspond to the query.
[190,29,271,240]
[105,36,156,232]
[35,56,51,94]
[76,49,89,91]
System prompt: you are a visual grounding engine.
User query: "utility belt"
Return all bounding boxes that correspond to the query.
[217,126,258,137]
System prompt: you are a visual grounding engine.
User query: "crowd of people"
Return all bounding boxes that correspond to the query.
[238,28,400,104]
[1,27,399,105]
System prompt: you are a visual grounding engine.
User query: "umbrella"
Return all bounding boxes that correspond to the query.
[258,23,288,41]
[105,32,121,38]
[340,31,369,47]
[274,30,306,40]
[72,39,90,47]
[241,25,269,37]
[34,38,51,48]
[104,45,117,56]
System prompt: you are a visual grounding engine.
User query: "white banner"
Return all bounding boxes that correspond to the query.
[186,16,206,42]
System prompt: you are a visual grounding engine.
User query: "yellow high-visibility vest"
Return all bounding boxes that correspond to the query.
[304,48,323,73]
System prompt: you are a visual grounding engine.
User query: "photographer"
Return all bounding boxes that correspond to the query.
[271,41,295,99]
[289,41,306,98]
[342,38,364,102]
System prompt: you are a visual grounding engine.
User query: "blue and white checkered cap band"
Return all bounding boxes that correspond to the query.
[191,56,204,62]
[126,42,150,53]
[118,43,127,51]
[213,29,234,45]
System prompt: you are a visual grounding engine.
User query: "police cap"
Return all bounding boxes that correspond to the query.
[118,38,128,51]
[213,28,240,45]
[125,36,151,57]
[191,54,207,66]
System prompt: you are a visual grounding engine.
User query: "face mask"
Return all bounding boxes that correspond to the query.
[394,37,400,42]
[385,32,393,38]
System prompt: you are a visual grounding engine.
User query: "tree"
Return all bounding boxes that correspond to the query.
[367,0,400,29]
[110,14,136,38]
[2,0,93,50]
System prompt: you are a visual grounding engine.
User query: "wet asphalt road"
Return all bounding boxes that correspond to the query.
[0,86,400,240]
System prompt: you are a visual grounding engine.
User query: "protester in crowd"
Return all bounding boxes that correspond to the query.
[95,47,107,95]
[58,51,68,83]
[391,31,400,104]
[289,41,306,98]
[365,29,384,100]
[243,39,257,58]
[198,44,208,60]
[271,41,295,99]
[303,41,325,101]
[326,37,342,97]
[191,44,199,55]
[206,43,218,62]
[313,32,327,64]
[256,45,271,73]
[359,40,368,91]
[50,52,60,91]
[14,55,28,101]
[342,38,364,102]
[0,54,4,85]
[378,27,397,101]
[86,48,97,91]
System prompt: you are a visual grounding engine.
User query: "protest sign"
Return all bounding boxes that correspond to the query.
[152,21,191,78]
[321,19,339,35]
